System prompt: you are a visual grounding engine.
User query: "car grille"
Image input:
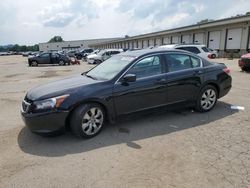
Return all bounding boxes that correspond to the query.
[21,99,31,113]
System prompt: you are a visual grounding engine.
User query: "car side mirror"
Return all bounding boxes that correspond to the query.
[122,74,136,83]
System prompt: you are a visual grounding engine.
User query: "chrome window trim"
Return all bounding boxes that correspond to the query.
[115,52,203,85]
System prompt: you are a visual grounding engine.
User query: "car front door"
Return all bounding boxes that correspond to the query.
[39,53,51,64]
[164,53,203,104]
[113,55,168,115]
[51,53,59,64]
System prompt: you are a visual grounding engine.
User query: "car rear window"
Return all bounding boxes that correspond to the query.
[176,47,201,54]
[201,47,210,52]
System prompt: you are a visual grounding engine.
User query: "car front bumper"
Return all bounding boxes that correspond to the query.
[21,110,69,135]
[87,59,95,64]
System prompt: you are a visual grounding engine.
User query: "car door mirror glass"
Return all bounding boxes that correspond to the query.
[122,74,136,83]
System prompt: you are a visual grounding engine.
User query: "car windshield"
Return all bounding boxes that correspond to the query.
[97,50,106,56]
[85,55,135,80]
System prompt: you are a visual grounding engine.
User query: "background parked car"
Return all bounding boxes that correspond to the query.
[87,49,123,64]
[21,48,232,138]
[238,53,250,71]
[75,48,94,60]
[66,50,77,57]
[22,52,33,57]
[159,44,215,60]
[208,48,219,58]
[28,52,70,66]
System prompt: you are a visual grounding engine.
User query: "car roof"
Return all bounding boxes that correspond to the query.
[120,48,189,57]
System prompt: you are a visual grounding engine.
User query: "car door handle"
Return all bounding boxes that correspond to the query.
[194,70,203,75]
[155,78,167,85]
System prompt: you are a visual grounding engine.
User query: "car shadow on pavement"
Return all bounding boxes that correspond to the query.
[18,101,238,157]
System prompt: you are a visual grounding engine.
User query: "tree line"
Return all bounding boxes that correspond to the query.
[0,36,64,52]
[0,44,39,52]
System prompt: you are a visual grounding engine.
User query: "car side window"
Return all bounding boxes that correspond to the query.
[127,56,162,79]
[51,53,59,58]
[111,51,120,55]
[40,53,49,58]
[190,56,201,68]
[165,54,192,72]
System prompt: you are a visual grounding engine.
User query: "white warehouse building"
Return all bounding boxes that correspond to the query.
[38,38,120,52]
[90,15,250,57]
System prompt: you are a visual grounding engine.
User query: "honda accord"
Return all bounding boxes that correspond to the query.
[21,49,232,138]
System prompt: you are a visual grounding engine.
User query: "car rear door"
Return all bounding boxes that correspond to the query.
[113,55,168,115]
[163,53,203,104]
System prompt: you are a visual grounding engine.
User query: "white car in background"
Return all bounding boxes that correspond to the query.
[158,44,215,60]
[208,48,219,58]
[87,49,123,64]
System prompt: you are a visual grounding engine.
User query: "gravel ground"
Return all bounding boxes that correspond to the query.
[0,55,249,188]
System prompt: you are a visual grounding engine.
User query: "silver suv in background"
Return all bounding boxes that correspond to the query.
[158,44,216,60]
[87,49,123,64]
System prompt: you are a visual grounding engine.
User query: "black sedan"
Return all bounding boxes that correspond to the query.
[21,49,232,138]
[28,52,70,66]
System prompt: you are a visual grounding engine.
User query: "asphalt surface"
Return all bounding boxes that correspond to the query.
[0,55,249,188]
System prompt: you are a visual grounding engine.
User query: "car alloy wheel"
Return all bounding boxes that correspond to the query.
[59,60,65,66]
[200,88,216,110]
[31,61,38,66]
[81,107,104,136]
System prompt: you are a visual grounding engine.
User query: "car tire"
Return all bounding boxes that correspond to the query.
[195,85,218,112]
[241,67,249,72]
[95,60,102,64]
[70,103,105,138]
[31,61,38,66]
[211,54,216,59]
[59,60,65,66]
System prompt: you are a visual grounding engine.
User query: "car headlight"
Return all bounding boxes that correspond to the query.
[33,94,69,112]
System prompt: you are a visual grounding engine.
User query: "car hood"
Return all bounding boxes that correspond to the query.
[26,74,99,101]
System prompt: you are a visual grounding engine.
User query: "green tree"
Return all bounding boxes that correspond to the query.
[197,19,213,24]
[48,36,64,43]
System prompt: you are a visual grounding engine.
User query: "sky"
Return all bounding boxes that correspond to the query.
[0,0,250,45]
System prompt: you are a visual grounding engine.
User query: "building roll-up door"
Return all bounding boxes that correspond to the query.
[172,36,179,44]
[129,42,133,49]
[208,31,221,50]
[194,33,205,44]
[163,37,170,45]
[156,38,161,46]
[138,41,142,49]
[134,41,137,49]
[149,39,154,46]
[181,34,191,44]
[226,28,242,50]
[142,40,147,48]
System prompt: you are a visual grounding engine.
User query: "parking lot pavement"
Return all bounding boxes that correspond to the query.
[0,55,249,188]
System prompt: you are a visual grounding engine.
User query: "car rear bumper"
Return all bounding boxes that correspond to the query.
[21,110,69,135]
[219,76,232,98]
[238,59,250,68]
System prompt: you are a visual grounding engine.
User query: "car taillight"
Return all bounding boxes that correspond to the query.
[223,67,231,75]
[207,53,213,59]
[238,60,245,67]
